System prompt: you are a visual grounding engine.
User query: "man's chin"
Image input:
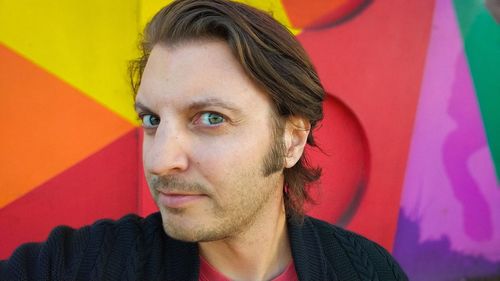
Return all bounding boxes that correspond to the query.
[162,225,199,242]
[159,211,202,242]
[160,217,228,243]
[161,224,221,242]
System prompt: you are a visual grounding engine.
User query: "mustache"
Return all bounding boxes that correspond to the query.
[149,176,209,195]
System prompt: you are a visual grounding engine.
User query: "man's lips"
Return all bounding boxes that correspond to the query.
[156,190,206,208]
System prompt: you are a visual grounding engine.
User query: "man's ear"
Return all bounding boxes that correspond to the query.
[283,116,310,168]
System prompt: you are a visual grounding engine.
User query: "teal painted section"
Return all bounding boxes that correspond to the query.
[453,0,500,182]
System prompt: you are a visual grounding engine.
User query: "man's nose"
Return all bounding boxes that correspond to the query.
[143,126,189,176]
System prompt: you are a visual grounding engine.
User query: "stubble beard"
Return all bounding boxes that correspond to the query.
[149,125,287,242]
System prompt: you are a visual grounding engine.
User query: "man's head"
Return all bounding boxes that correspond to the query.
[131,0,324,240]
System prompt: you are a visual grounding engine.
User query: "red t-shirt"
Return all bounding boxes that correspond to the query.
[199,256,298,281]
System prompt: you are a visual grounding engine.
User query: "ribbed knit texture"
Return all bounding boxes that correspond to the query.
[0,213,407,281]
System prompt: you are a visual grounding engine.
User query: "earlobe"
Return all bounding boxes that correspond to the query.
[284,116,310,168]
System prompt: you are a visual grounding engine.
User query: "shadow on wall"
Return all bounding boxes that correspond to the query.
[305,95,369,227]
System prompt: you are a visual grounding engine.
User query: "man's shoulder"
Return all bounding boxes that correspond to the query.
[303,215,370,242]
[3,212,165,264]
[303,215,390,254]
[86,212,163,234]
[1,212,198,281]
[301,216,408,281]
[39,212,164,245]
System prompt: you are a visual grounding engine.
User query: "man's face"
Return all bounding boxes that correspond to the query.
[135,40,286,242]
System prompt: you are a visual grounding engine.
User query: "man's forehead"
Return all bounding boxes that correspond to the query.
[135,40,274,116]
[145,40,236,73]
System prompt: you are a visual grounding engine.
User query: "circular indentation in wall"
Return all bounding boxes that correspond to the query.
[305,94,370,227]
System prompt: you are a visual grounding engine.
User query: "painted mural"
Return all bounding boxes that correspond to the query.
[0,0,498,280]
[393,0,500,280]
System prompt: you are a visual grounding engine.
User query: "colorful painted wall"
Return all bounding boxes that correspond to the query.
[1,1,499,280]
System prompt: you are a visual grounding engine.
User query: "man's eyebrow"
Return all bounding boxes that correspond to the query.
[187,98,242,114]
[134,98,243,114]
[134,102,151,113]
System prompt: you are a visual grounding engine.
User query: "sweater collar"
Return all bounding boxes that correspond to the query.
[287,216,336,281]
[154,213,334,281]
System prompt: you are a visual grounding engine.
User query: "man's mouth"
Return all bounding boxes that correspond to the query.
[156,190,206,208]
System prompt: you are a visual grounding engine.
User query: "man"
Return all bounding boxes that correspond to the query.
[1,0,408,280]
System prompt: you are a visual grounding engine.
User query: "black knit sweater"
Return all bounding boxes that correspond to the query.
[0,213,407,281]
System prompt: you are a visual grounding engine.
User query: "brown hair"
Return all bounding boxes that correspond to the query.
[130,0,324,222]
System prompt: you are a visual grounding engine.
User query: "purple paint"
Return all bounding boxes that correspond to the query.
[396,0,500,269]
[394,212,500,281]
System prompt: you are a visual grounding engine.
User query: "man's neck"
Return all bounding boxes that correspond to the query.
[198,196,291,281]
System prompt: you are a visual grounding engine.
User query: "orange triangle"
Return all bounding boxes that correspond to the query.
[0,44,134,208]
[0,129,139,259]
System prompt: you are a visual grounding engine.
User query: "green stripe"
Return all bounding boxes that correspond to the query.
[453,0,500,182]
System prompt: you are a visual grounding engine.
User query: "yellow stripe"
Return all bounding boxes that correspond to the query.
[0,0,141,124]
[140,0,175,30]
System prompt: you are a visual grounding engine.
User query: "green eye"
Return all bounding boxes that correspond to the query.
[200,112,225,125]
[141,114,160,128]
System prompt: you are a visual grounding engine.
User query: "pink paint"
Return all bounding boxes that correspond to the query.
[400,0,500,261]
[444,52,492,241]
